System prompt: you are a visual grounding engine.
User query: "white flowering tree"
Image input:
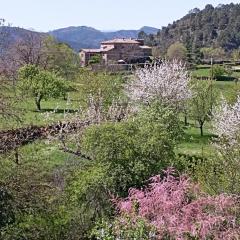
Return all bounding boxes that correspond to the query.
[212,95,240,193]
[213,95,240,149]
[127,60,191,109]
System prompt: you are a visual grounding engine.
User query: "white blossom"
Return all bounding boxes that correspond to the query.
[212,95,240,147]
[126,60,191,107]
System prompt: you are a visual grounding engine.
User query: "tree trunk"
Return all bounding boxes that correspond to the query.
[200,124,203,136]
[35,95,42,111]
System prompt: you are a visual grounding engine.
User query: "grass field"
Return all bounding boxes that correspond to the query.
[1,67,239,160]
[0,90,82,130]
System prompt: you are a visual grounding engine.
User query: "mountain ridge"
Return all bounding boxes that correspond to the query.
[49,26,159,51]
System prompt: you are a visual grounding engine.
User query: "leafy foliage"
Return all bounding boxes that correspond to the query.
[190,80,216,136]
[167,42,188,61]
[81,102,183,195]
[18,65,70,110]
[212,65,229,80]
[77,69,126,107]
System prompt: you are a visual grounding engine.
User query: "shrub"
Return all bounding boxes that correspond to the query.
[213,65,227,80]
[81,102,183,195]
[93,168,240,239]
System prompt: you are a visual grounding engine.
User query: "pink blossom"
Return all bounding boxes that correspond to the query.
[115,168,240,239]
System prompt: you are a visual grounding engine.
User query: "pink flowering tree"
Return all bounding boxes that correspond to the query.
[126,60,191,110]
[93,168,240,239]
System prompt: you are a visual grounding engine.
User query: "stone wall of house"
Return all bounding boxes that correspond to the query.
[102,43,151,64]
[80,41,152,66]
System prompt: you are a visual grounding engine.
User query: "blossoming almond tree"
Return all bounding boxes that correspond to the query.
[127,60,191,109]
[211,95,240,193]
[213,95,240,148]
[109,168,240,240]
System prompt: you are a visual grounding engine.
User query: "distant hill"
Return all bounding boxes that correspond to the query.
[49,26,159,51]
[0,26,45,55]
[0,25,159,54]
[143,3,240,54]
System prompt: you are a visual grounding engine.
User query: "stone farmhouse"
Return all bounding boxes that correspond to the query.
[79,38,152,66]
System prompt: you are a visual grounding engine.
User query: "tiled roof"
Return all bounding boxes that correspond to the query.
[80,45,115,53]
[101,38,140,44]
[101,45,115,51]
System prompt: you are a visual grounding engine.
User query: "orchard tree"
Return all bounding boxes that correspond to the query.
[167,42,187,61]
[77,69,125,108]
[81,102,183,195]
[211,96,240,193]
[43,36,79,80]
[190,79,216,136]
[213,96,240,145]
[18,65,70,111]
[127,60,191,110]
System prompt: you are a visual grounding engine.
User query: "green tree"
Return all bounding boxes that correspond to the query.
[190,80,216,136]
[18,65,70,111]
[81,102,183,195]
[43,37,80,80]
[88,54,101,65]
[77,69,125,108]
[212,65,228,80]
[8,35,79,81]
[167,42,187,61]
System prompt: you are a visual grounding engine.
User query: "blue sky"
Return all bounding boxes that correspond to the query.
[1,0,239,32]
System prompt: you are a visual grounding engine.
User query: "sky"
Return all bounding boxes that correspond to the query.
[0,0,239,32]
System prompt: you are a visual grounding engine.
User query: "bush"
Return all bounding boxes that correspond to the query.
[81,102,183,196]
[213,65,227,80]
[93,168,240,239]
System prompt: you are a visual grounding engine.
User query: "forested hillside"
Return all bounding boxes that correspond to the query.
[141,3,240,55]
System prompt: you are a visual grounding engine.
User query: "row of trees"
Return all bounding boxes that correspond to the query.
[158,41,240,63]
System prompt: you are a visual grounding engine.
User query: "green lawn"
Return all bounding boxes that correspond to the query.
[0,90,83,130]
[176,121,214,157]
[192,67,211,77]
[0,139,82,182]
[1,69,239,159]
